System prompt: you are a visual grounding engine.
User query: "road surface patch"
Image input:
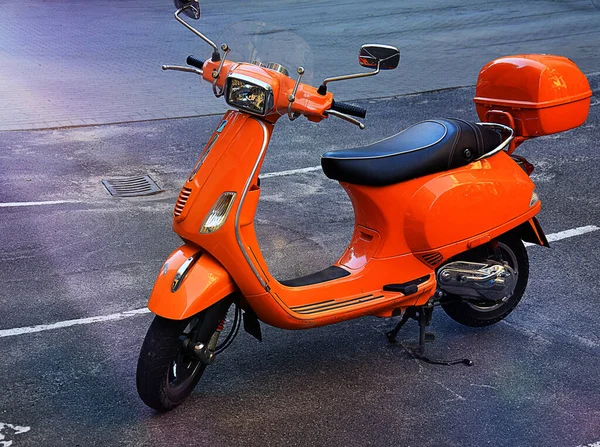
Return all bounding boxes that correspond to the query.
[0,422,30,447]
[0,226,596,339]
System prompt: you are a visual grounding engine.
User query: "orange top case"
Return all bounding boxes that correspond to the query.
[474,54,591,137]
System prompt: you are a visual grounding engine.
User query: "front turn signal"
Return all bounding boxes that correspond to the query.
[200,192,236,234]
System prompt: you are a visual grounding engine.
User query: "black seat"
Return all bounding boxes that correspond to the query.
[321,118,502,186]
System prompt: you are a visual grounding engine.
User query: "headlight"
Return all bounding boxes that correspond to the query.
[225,74,273,116]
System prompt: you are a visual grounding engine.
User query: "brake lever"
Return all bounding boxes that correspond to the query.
[162,65,203,76]
[324,109,365,130]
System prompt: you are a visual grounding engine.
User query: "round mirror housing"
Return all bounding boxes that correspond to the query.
[359,44,400,70]
[173,0,200,19]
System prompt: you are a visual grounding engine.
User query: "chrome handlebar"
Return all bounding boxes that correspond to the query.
[324,109,365,130]
[161,64,367,130]
[162,65,203,76]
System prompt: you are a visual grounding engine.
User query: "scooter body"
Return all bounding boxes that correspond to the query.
[136,0,591,412]
[148,106,541,329]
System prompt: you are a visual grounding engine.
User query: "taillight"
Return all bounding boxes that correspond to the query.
[510,154,534,176]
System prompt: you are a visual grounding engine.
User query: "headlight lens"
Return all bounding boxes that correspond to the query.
[226,76,273,115]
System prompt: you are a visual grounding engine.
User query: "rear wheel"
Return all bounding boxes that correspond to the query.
[439,235,529,327]
[136,299,232,411]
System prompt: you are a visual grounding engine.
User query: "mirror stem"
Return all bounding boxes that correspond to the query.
[317,62,381,95]
[174,7,221,62]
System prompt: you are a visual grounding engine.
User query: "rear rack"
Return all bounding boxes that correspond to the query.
[475,122,514,160]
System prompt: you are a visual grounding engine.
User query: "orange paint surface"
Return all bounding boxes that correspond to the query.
[149,245,237,320]
[475,54,591,137]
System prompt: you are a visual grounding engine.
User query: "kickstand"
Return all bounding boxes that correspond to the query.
[386,304,473,367]
[385,308,414,343]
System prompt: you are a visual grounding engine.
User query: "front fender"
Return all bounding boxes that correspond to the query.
[148,245,238,320]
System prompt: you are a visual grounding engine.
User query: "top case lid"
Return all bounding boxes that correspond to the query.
[474,54,592,109]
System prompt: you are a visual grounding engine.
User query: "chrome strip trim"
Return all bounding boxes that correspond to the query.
[362,43,399,51]
[474,122,514,160]
[171,254,198,292]
[321,120,448,161]
[234,119,269,289]
[226,73,273,93]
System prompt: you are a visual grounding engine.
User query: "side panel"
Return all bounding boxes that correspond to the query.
[340,151,538,260]
[148,245,238,320]
[404,151,536,252]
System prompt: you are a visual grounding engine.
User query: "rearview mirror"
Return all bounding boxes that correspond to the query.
[173,0,200,19]
[359,44,400,70]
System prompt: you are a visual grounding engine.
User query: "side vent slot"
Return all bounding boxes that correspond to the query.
[174,187,192,217]
[420,252,443,266]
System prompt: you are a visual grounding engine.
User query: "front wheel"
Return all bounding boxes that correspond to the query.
[136,299,232,411]
[439,234,529,327]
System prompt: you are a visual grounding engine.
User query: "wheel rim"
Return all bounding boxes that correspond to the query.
[467,241,519,312]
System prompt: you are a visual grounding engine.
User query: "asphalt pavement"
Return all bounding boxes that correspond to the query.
[1,1,599,446]
[1,0,600,130]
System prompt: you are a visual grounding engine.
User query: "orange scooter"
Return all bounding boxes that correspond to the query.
[136,0,592,411]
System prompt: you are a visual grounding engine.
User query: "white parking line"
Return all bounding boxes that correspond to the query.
[524,225,599,246]
[0,200,79,208]
[0,422,30,447]
[0,308,150,338]
[260,165,322,178]
[0,225,597,339]
[545,225,599,242]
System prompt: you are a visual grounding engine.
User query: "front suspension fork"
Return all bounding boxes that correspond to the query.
[180,316,227,366]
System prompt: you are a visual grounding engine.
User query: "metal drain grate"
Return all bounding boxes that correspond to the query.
[102,175,163,197]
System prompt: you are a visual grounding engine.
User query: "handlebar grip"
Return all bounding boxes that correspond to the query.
[331,100,367,119]
[186,55,205,70]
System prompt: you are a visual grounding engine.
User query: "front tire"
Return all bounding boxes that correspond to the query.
[136,299,231,411]
[440,234,529,327]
